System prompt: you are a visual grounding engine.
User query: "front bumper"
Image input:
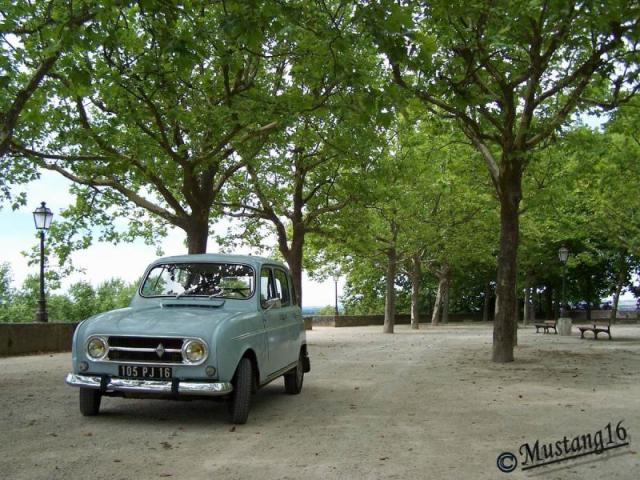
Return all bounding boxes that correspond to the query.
[65,373,233,397]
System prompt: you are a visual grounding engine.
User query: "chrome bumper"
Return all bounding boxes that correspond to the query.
[65,373,233,397]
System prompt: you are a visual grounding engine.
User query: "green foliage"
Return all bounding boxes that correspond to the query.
[309,110,498,315]
[5,0,379,267]
[0,262,12,303]
[0,273,136,323]
[315,305,337,316]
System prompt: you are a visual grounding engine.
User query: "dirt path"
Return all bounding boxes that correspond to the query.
[1,324,638,479]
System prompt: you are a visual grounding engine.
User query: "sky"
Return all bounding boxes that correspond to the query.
[0,171,343,308]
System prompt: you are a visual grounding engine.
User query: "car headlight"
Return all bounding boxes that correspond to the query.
[86,336,108,360]
[182,339,207,364]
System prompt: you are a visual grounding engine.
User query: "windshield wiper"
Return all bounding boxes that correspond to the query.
[175,286,198,299]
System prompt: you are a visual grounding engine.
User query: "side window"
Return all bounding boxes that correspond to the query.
[260,267,274,307]
[273,269,291,307]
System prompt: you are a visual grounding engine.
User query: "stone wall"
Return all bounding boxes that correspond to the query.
[569,310,638,322]
[0,322,79,357]
[310,313,484,327]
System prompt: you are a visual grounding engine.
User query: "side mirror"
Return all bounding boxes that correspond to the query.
[262,298,282,310]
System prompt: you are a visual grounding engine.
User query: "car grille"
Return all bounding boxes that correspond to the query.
[107,336,184,364]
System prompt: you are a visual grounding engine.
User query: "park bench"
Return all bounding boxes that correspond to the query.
[534,320,557,334]
[577,320,612,340]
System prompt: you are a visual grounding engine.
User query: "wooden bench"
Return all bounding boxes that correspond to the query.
[534,320,557,334]
[577,320,612,340]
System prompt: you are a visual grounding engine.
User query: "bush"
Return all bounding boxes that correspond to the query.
[0,268,137,323]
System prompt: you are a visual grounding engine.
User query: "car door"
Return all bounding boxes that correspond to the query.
[260,266,290,376]
[273,267,301,365]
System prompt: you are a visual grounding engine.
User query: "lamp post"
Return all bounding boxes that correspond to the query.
[558,245,569,317]
[33,202,53,322]
[332,274,339,317]
[557,245,571,335]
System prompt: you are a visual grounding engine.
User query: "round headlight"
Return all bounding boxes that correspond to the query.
[87,337,108,360]
[183,339,207,364]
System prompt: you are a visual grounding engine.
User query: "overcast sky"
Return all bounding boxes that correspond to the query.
[0,171,342,308]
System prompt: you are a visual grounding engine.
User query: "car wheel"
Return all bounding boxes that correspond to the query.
[79,388,101,416]
[284,353,304,395]
[228,358,252,424]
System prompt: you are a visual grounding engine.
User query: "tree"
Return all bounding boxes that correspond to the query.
[221,74,383,305]
[5,1,349,257]
[360,0,640,361]
[0,263,14,319]
[310,111,495,332]
[0,0,102,207]
[316,305,338,316]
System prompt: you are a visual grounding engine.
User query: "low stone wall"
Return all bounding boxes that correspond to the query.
[0,322,78,357]
[311,313,484,327]
[303,317,313,330]
[569,310,638,322]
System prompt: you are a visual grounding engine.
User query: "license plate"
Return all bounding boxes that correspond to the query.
[118,365,172,379]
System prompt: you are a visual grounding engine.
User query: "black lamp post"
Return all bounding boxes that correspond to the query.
[558,245,569,318]
[33,202,53,322]
[332,274,339,316]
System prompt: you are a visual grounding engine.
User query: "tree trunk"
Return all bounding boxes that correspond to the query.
[523,272,535,326]
[427,289,435,319]
[280,228,305,307]
[513,292,519,346]
[482,281,492,322]
[530,287,536,323]
[523,287,531,326]
[610,254,628,324]
[431,265,450,326]
[383,247,397,334]
[432,281,443,325]
[586,275,592,321]
[544,285,553,320]
[285,251,303,308]
[186,217,209,254]
[493,163,522,363]
[441,275,449,324]
[409,254,421,329]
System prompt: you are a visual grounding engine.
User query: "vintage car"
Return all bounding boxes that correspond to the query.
[65,254,310,424]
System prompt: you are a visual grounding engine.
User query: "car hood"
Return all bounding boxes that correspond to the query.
[82,304,242,339]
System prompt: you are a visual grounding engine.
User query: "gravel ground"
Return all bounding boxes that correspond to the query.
[1,323,639,480]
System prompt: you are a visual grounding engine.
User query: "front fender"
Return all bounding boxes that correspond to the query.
[214,313,266,383]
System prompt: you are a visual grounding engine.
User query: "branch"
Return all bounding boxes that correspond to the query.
[460,125,500,191]
[1,7,97,153]
[10,142,108,161]
[0,53,59,154]
[34,161,186,228]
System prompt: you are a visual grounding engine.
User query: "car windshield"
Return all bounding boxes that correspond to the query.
[141,263,255,299]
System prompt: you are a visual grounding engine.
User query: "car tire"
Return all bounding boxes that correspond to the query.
[284,353,304,395]
[228,357,252,424]
[79,388,101,416]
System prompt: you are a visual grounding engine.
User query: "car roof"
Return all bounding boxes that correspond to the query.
[149,253,288,270]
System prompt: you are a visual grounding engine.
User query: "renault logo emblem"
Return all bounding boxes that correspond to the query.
[156,343,165,358]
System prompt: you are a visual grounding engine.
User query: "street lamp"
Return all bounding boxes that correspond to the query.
[33,202,53,322]
[332,274,339,316]
[558,245,569,318]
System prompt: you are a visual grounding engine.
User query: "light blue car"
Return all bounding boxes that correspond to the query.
[65,254,310,424]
